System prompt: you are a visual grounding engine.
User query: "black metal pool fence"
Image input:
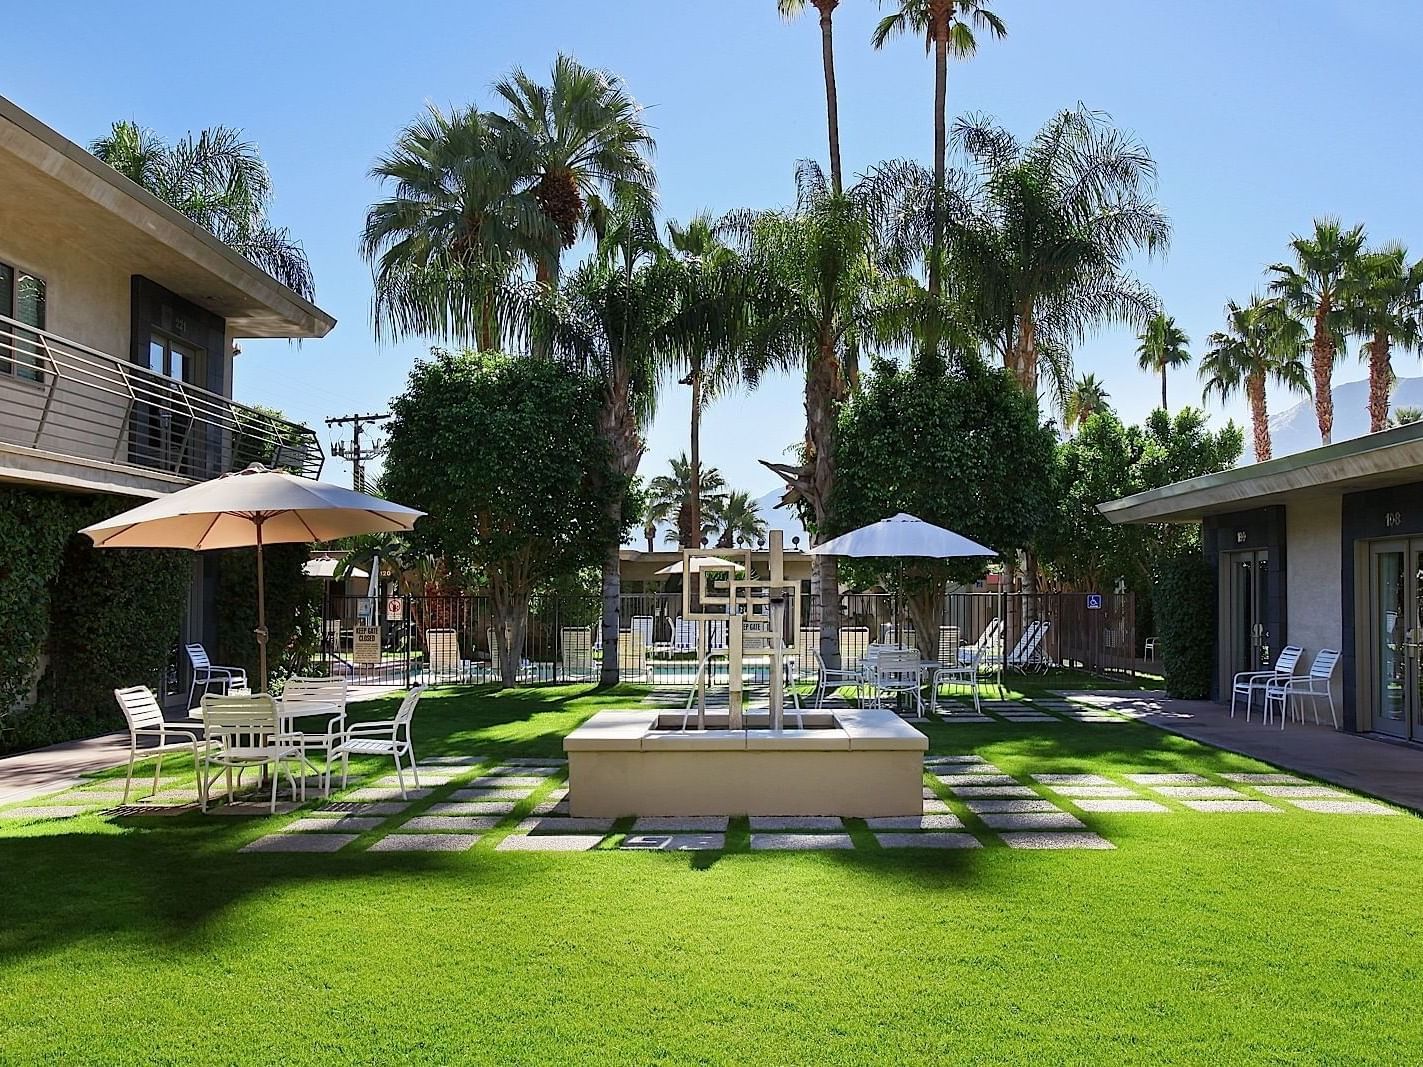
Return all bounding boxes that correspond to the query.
[311,589,1136,687]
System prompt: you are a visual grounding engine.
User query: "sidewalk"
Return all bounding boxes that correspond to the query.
[1071,690,1423,814]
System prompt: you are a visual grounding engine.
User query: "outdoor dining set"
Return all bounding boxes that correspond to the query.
[113,642,427,813]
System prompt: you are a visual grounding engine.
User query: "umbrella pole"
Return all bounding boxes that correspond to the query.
[255,517,268,694]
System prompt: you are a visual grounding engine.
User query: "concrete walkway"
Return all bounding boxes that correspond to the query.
[0,685,403,806]
[1071,690,1423,814]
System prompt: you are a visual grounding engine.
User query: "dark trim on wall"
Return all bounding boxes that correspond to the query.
[1202,506,1287,700]
[1340,480,1423,733]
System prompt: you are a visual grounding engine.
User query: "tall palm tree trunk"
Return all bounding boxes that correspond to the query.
[599,515,622,686]
[1311,301,1335,444]
[929,19,949,300]
[817,1,843,195]
[599,392,643,686]
[1160,365,1168,412]
[807,343,842,669]
[1247,372,1272,462]
[689,363,702,547]
[1009,305,1038,396]
[1368,330,1393,433]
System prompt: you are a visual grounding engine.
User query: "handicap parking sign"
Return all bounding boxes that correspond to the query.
[1086,594,1102,610]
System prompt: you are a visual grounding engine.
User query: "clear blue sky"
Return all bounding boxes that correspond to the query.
[7,0,1423,491]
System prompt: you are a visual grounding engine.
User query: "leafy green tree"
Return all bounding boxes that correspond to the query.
[361,105,554,350]
[1345,243,1423,432]
[712,490,769,548]
[1268,218,1366,444]
[829,353,1058,662]
[381,350,626,685]
[646,453,728,547]
[950,106,1169,404]
[778,0,844,194]
[1135,313,1192,412]
[1200,296,1309,461]
[1065,373,1111,430]
[492,53,657,284]
[871,0,1006,301]
[91,121,314,298]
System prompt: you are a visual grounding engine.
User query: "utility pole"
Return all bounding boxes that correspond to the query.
[326,412,389,492]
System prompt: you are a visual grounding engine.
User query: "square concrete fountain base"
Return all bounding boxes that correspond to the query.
[564,707,928,817]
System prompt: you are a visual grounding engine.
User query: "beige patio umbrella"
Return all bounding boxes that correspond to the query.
[80,464,424,691]
[653,555,746,576]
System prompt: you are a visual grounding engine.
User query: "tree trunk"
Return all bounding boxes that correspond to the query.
[1009,304,1038,396]
[599,524,621,686]
[1312,298,1335,444]
[489,570,528,688]
[1247,372,1271,462]
[689,363,702,547]
[929,16,949,301]
[816,2,843,196]
[477,293,497,352]
[1160,365,1168,412]
[807,337,844,669]
[905,577,943,664]
[1369,330,1393,433]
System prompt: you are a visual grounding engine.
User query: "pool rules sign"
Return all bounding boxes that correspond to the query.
[353,624,382,666]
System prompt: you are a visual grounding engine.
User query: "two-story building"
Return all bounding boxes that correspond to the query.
[0,95,335,708]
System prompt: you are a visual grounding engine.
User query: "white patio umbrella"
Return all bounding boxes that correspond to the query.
[80,464,424,691]
[653,555,746,576]
[811,513,1001,691]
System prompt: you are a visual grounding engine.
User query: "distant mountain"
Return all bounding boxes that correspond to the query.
[1255,376,1423,461]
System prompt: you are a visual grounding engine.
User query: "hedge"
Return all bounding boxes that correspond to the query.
[1154,549,1216,700]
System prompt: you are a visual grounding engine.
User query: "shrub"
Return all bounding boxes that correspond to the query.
[213,543,318,687]
[1154,549,1216,699]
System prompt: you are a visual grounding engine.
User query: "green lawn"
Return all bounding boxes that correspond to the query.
[1,683,1418,1064]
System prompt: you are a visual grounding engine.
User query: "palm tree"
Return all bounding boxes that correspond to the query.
[1268,218,1366,444]
[505,252,677,683]
[1390,405,1423,427]
[778,1,844,194]
[361,105,554,350]
[1346,244,1423,433]
[871,0,1006,300]
[950,106,1169,404]
[1200,297,1310,462]
[91,121,314,298]
[492,53,657,284]
[1135,313,1192,411]
[729,162,911,667]
[1064,373,1110,430]
[712,490,768,548]
[647,454,728,548]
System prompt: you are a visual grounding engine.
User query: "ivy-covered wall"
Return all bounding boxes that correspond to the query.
[213,543,319,687]
[0,486,191,755]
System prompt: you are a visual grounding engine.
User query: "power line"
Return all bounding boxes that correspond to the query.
[325,412,389,492]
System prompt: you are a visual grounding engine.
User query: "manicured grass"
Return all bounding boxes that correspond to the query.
[1,683,1419,1064]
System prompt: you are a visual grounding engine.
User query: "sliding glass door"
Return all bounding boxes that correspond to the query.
[1368,541,1423,740]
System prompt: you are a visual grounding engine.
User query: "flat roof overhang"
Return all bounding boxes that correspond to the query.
[1099,422,1423,524]
[0,96,335,340]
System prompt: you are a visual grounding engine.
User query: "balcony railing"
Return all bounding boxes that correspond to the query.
[0,313,323,482]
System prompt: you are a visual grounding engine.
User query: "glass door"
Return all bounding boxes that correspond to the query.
[1368,540,1423,740]
[1226,550,1271,677]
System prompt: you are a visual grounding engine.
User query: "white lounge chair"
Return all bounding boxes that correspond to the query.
[1231,645,1302,720]
[199,694,302,813]
[669,617,698,653]
[113,685,209,805]
[1007,620,1053,673]
[959,618,1002,667]
[331,685,428,798]
[1263,649,1340,729]
[560,627,594,679]
[184,643,249,708]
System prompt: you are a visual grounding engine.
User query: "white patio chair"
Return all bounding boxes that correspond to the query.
[278,676,348,788]
[801,646,865,707]
[199,694,301,813]
[937,626,961,665]
[1263,649,1340,730]
[930,663,980,715]
[669,618,699,653]
[866,648,925,719]
[560,627,594,679]
[632,615,655,647]
[1231,645,1302,720]
[184,643,249,708]
[330,685,427,798]
[1144,637,1158,661]
[113,686,209,805]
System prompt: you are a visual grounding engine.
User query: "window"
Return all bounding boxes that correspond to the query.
[0,261,46,383]
[148,332,199,384]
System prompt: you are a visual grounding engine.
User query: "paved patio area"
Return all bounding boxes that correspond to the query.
[1070,691,1423,814]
